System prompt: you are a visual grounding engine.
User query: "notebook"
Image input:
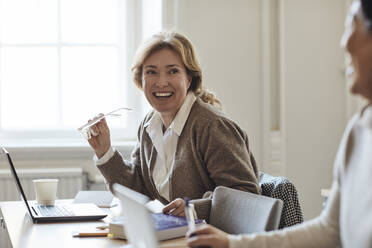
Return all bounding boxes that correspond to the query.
[109,212,205,241]
[1,147,107,223]
[73,190,116,208]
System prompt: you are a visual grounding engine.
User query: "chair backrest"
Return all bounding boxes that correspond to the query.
[209,186,283,234]
[259,172,304,229]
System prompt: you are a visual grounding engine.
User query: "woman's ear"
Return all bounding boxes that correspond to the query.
[187,75,192,89]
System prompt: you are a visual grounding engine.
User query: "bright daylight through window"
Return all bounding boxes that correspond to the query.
[0,0,161,144]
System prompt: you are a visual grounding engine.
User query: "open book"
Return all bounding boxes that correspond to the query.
[109,213,205,241]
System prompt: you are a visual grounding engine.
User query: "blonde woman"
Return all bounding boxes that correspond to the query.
[87,31,261,219]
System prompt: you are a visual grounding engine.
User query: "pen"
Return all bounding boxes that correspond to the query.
[185,198,210,248]
[184,197,195,232]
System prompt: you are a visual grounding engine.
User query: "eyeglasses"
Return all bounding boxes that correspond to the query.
[78,107,133,140]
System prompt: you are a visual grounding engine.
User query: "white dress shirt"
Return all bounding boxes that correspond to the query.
[96,92,196,202]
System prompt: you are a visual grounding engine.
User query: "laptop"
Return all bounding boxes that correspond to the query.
[112,183,158,248]
[1,147,107,223]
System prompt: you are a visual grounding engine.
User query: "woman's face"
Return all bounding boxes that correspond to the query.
[142,48,191,119]
[341,2,372,102]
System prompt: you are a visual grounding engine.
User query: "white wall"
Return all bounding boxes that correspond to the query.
[173,0,264,168]
[280,0,346,219]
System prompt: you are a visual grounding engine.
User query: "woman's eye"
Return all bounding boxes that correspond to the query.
[145,70,156,75]
[169,68,179,74]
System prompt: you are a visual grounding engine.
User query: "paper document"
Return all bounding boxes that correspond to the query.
[73,191,116,208]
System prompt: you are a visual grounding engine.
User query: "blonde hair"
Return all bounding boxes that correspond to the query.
[131,31,222,110]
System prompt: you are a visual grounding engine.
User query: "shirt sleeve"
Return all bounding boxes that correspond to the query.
[94,146,116,166]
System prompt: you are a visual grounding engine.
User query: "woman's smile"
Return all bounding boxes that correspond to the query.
[153,92,174,98]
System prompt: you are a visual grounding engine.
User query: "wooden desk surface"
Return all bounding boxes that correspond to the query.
[0,201,187,248]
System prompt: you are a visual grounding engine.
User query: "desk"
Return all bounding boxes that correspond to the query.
[0,201,186,248]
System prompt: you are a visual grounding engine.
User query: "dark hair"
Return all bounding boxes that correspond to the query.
[361,0,372,30]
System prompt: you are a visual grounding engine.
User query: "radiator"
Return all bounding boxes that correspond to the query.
[0,167,88,201]
[0,168,88,248]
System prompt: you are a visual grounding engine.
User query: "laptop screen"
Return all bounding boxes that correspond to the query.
[112,183,159,247]
[1,147,36,221]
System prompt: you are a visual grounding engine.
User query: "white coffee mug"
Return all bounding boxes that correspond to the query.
[33,179,59,205]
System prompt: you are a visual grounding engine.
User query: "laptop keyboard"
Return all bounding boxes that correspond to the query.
[36,205,75,217]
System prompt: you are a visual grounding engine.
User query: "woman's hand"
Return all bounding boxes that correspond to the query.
[162,198,186,217]
[86,114,111,158]
[187,224,229,248]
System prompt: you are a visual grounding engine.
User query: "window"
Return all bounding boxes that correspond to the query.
[0,0,161,145]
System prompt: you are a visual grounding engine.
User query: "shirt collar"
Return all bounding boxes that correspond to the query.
[144,92,196,136]
[144,111,162,134]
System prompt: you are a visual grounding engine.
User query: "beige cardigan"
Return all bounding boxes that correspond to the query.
[98,98,261,220]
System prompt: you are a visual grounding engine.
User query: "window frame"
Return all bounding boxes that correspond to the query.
[0,0,159,157]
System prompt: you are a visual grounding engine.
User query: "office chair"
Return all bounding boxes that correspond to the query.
[209,186,283,234]
[259,172,304,228]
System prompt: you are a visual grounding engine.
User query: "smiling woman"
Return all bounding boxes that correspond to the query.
[132,31,222,111]
[86,31,261,220]
[142,48,191,128]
